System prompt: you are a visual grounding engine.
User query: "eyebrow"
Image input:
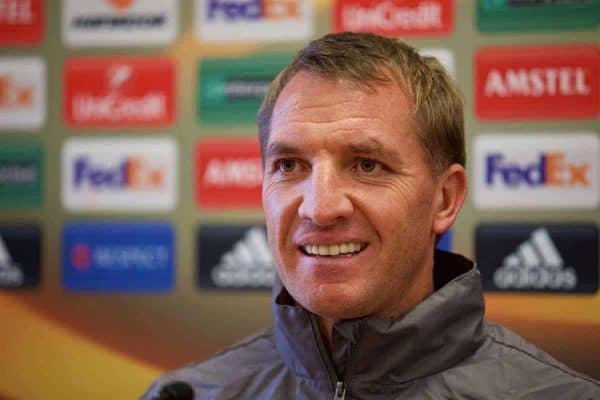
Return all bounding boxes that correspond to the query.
[264,141,306,161]
[265,137,403,162]
[347,138,402,163]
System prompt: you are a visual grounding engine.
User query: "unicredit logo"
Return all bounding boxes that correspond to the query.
[64,57,175,128]
[73,156,165,190]
[0,0,34,24]
[207,0,300,21]
[71,66,167,123]
[486,152,590,188]
[333,0,452,36]
[476,45,600,120]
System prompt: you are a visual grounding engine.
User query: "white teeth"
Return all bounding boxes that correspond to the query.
[329,244,340,256]
[318,245,328,256]
[303,242,364,256]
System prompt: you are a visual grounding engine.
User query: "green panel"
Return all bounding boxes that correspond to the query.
[477,0,600,32]
[198,55,293,125]
[0,141,43,208]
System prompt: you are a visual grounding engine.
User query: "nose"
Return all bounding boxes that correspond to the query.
[298,161,353,227]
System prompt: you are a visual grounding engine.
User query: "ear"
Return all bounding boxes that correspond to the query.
[432,163,467,236]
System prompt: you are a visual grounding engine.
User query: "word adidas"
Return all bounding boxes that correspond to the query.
[493,228,577,290]
[0,235,23,286]
[211,227,275,288]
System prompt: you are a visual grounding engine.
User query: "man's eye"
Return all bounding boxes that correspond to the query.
[358,159,378,173]
[277,159,297,173]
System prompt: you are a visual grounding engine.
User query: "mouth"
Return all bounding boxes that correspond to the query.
[299,242,367,257]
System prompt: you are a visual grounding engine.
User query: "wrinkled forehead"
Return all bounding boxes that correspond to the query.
[269,70,417,140]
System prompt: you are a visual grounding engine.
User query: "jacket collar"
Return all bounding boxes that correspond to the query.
[273,250,486,387]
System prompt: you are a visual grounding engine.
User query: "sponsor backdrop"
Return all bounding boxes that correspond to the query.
[0,0,599,399]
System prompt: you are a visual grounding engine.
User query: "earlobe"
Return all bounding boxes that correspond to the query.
[432,164,468,236]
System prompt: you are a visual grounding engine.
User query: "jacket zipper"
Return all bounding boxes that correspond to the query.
[309,314,358,400]
[333,381,346,399]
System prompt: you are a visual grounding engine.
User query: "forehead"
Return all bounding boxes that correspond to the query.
[269,71,416,147]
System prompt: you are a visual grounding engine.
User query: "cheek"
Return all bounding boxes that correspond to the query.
[262,185,300,255]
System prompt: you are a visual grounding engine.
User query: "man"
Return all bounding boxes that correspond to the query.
[142,33,599,399]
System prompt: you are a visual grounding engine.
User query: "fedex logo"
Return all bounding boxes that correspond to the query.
[486,153,589,188]
[73,156,165,190]
[0,74,33,108]
[0,57,45,130]
[207,0,299,21]
[62,138,177,212]
[473,134,599,209]
[197,0,312,42]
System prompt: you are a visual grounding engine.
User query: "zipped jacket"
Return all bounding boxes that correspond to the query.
[141,251,600,399]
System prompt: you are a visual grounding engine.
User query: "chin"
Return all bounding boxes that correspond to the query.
[300,284,370,321]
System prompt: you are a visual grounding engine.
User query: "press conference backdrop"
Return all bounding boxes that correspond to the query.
[0,1,599,399]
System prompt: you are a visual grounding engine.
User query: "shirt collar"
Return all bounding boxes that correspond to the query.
[272,250,486,387]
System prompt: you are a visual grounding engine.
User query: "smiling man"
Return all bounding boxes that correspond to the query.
[142,33,599,400]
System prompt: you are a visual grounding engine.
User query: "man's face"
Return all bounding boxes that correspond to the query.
[262,71,441,321]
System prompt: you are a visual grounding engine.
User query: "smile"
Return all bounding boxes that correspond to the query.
[301,242,366,257]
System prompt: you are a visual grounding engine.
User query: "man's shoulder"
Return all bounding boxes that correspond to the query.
[454,322,600,398]
[140,328,284,399]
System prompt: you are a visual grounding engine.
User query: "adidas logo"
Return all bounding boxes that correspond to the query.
[0,235,24,287]
[211,227,275,288]
[493,228,577,290]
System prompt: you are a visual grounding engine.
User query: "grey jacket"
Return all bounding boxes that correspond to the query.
[142,251,600,399]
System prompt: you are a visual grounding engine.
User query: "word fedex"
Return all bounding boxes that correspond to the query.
[62,138,177,212]
[196,0,313,42]
[0,57,45,130]
[473,134,599,209]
